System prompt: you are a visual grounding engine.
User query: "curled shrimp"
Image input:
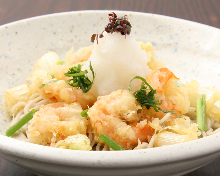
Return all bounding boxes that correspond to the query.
[39,80,96,110]
[88,89,155,150]
[28,46,96,109]
[27,102,89,146]
[142,67,190,119]
[52,45,94,81]
[28,70,96,109]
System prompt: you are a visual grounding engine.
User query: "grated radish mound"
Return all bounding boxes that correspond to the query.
[82,32,151,97]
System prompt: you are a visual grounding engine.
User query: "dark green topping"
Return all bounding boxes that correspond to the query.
[65,61,95,93]
[129,76,177,116]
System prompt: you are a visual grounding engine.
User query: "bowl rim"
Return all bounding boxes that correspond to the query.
[0,133,220,167]
[1,10,219,31]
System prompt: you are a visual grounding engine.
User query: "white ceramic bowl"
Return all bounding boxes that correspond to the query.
[0,10,220,176]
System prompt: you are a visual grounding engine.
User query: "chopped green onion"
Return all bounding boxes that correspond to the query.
[174,80,180,87]
[129,76,179,117]
[65,70,88,77]
[57,61,66,65]
[70,61,87,68]
[47,72,55,79]
[65,61,95,93]
[99,133,125,151]
[39,79,59,89]
[196,94,208,131]
[6,109,36,137]
[81,109,89,117]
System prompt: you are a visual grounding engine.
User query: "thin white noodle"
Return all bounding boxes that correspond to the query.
[10,93,50,137]
[87,126,97,148]
[206,128,213,133]
[50,132,57,147]
[198,117,220,137]
[207,128,220,135]
[35,99,49,107]
[11,102,27,117]
[87,125,110,151]
[207,118,211,130]
[202,131,207,137]
[95,143,102,151]
[24,95,47,114]
[213,123,220,129]
[146,113,172,149]
[160,113,171,125]
[191,120,196,123]
[102,144,109,151]
[210,118,215,127]
[147,132,157,148]
[10,109,25,126]
[134,139,148,150]
[29,93,42,100]
[95,143,108,151]
[12,131,28,141]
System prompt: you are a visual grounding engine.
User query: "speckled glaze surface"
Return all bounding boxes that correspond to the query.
[0,10,220,176]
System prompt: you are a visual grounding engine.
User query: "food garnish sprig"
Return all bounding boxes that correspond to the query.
[129,76,178,116]
[91,12,132,43]
[65,61,95,93]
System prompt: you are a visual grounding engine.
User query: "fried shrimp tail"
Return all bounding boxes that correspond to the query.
[143,67,190,119]
[88,89,155,150]
[27,102,88,145]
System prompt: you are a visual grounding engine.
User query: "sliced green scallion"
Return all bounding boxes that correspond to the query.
[70,61,87,68]
[81,109,89,117]
[57,61,66,65]
[129,76,178,116]
[196,94,208,131]
[6,109,36,137]
[65,61,95,93]
[98,133,125,151]
[47,72,55,79]
[39,79,59,89]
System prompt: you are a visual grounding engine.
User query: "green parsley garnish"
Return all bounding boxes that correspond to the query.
[129,76,177,115]
[64,61,95,93]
